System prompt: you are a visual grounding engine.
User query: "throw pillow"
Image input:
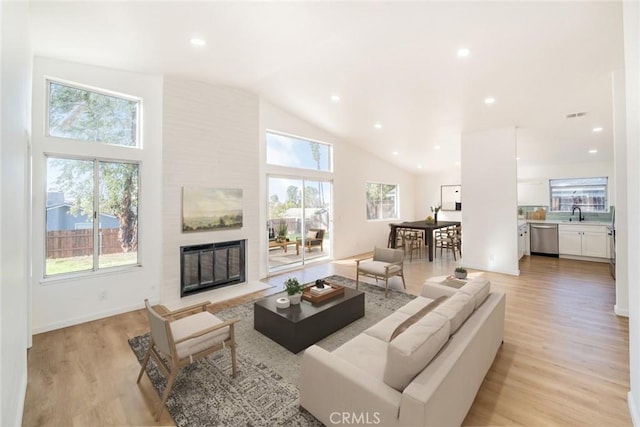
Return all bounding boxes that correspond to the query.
[389,296,447,341]
[306,230,317,239]
[383,313,450,391]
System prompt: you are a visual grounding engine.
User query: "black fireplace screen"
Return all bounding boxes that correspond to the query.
[180,240,245,297]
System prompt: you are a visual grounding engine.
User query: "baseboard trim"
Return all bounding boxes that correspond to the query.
[615,304,630,317]
[628,391,639,427]
[32,302,143,334]
[16,368,27,427]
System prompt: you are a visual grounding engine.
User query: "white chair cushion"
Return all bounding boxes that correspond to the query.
[306,230,317,239]
[383,313,450,391]
[432,292,475,334]
[333,333,388,380]
[458,278,491,309]
[358,260,401,276]
[170,312,229,359]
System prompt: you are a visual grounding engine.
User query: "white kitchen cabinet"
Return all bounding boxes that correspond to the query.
[558,224,607,258]
[582,230,608,258]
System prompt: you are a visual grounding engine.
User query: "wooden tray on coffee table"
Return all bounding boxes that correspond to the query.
[302,281,345,304]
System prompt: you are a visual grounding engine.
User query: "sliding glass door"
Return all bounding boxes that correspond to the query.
[267,176,332,273]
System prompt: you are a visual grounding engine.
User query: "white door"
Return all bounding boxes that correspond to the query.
[558,230,582,255]
[582,230,607,258]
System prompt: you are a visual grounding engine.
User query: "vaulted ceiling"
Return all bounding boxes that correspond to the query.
[28,1,625,172]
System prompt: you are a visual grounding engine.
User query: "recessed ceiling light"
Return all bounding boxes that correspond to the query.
[516,157,521,161]
[374,123,382,130]
[330,94,340,102]
[434,145,441,150]
[484,97,495,105]
[392,151,399,156]
[589,149,598,154]
[592,126,603,133]
[455,161,461,166]
[190,37,206,46]
[457,48,470,58]
[417,164,423,169]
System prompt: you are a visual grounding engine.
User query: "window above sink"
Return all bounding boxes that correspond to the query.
[549,177,608,213]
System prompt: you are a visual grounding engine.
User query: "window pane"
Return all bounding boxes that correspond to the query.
[98,161,139,268]
[48,81,139,147]
[266,132,332,172]
[549,177,608,212]
[366,183,398,220]
[46,157,95,276]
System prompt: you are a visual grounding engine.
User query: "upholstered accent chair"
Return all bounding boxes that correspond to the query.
[356,247,406,298]
[296,228,326,254]
[137,300,240,420]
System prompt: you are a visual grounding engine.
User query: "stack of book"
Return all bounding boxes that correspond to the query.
[310,285,334,296]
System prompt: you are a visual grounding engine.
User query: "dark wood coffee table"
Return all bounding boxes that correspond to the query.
[253,286,365,353]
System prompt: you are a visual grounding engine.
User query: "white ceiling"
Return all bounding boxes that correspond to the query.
[28,1,625,173]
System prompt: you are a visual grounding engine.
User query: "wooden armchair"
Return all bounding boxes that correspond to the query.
[296,228,326,254]
[137,299,240,420]
[355,247,406,298]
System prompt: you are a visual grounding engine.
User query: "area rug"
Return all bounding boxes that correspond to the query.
[129,275,415,427]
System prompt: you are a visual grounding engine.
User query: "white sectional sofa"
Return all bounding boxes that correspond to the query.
[300,277,505,426]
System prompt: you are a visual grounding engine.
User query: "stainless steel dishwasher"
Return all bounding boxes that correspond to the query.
[529,223,559,256]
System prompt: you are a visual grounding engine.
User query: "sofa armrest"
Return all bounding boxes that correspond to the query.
[300,345,402,426]
[420,282,456,299]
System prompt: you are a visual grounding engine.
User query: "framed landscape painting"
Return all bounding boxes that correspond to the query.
[182,187,243,232]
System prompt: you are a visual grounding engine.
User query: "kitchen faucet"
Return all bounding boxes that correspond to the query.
[572,205,585,222]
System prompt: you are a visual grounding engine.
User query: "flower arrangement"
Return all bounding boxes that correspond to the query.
[431,204,441,214]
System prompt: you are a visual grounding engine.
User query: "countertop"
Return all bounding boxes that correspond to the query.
[518,219,612,227]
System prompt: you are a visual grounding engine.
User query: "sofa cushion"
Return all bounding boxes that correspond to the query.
[432,292,474,334]
[383,313,450,391]
[333,333,388,380]
[458,278,490,309]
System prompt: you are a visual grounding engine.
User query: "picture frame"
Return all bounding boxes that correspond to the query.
[182,187,243,232]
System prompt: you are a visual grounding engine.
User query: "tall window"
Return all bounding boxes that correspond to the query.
[366,183,398,220]
[549,177,608,212]
[46,157,139,276]
[266,131,332,172]
[44,80,142,277]
[48,81,140,147]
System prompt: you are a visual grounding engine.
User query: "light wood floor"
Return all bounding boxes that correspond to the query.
[22,254,630,426]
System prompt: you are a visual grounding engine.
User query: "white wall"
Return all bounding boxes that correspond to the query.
[259,100,416,275]
[30,58,163,333]
[613,69,628,317]
[461,127,519,275]
[1,2,30,425]
[623,1,640,424]
[162,77,260,307]
[414,167,462,223]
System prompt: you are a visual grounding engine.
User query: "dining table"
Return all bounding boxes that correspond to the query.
[389,220,461,262]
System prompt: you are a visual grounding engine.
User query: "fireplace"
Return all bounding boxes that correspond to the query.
[180,240,246,297]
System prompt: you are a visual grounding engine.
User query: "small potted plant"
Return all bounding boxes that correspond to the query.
[454,267,468,279]
[284,277,304,304]
[277,221,288,243]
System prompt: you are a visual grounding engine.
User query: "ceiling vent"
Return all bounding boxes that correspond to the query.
[565,112,588,119]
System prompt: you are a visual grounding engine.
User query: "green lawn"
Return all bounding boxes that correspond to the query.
[46,252,138,276]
